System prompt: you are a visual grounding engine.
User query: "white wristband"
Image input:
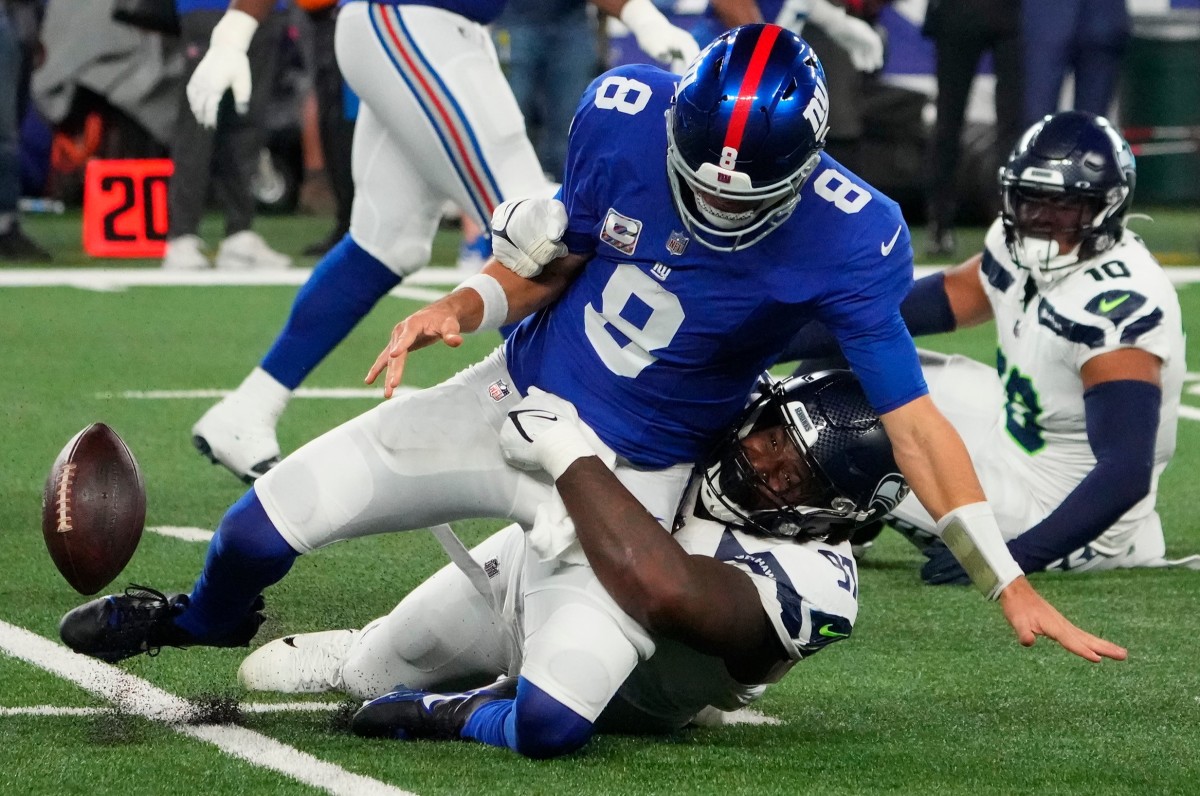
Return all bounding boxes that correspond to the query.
[212,9,259,54]
[455,273,509,333]
[537,423,598,481]
[936,502,1024,600]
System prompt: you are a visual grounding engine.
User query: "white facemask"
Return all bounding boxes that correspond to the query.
[694,191,758,230]
[1013,235,1081,284]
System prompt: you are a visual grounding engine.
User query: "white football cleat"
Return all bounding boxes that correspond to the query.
[215,230,292,271]
[161,235,211,270]
[238,630,357,694]
[192,395,282,483]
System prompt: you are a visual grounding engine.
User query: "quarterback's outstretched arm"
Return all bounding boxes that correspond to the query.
[880,396,1127,663]
[365,255,587,397]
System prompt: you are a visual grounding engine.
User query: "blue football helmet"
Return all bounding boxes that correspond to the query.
[699,370,909,543]
[1000,111,1136,284]
[667,24,829,252]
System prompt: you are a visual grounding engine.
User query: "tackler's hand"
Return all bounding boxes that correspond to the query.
[500,387,599,479]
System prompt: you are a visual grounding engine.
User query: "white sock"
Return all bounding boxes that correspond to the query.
[234,367,292,422]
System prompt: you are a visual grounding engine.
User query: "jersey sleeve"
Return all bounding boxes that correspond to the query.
[817,201,928,414]
[718,534,861,679]
[558,65,676,257]
[1046,248,1181,372]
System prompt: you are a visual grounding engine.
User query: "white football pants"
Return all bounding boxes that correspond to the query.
[890,351,1173,572]
[336,2,550,276]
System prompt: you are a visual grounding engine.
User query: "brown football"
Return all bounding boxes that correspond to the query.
[42,423,146,595]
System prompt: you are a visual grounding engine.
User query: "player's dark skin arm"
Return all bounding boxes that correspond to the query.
[228,0,275,20]
[556,457,787,684]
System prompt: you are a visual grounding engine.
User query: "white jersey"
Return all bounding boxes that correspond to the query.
[975,220,1184,552]
[611,490,860,729]
[339,491,859,731]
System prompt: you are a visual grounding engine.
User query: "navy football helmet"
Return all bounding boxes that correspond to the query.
[667,24,829,251]
[1000,111,1136,284]
[699,370,908,543]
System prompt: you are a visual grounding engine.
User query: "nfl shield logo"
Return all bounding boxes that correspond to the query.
[666,230,689,256]
[487,379,511,402]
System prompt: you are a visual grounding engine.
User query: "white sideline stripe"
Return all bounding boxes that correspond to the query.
[100,386,419,400]
[3,265,1200,291]
[1179,406,1200,422]
[149,526,213,543]
[0,267,461,294]
[0,702,342,717]
[0,621,415,796]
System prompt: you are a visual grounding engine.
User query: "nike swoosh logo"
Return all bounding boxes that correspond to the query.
[880,225,901,256]
[1099,294,1130,313]
[283,636,297,648]
[817,624,849,639]
[508,409,558,443]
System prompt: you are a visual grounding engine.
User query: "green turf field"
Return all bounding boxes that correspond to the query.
[1,212,1199,795]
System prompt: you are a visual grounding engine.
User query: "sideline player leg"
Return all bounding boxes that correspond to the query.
[192,2,549,482]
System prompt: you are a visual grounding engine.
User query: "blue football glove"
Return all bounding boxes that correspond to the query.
[919,540,972,586]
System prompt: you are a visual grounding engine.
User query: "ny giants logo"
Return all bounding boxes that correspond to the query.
[803,79,829,139]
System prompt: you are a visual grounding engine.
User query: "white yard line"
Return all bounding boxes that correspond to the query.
[2,265,1200,291]
[0,620,415,796]
[0,702,342,717]
[148,526,214,543]
[0,267,459,295]
[101,387,418,400]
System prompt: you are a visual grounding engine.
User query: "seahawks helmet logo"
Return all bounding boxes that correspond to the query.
[866,473,909,519]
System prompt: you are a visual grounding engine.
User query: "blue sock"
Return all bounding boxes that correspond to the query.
[462,676,594,759]
[261,235,401,389]
[175,490,298,640]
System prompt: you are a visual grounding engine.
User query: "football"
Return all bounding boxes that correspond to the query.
[42,423,146,595]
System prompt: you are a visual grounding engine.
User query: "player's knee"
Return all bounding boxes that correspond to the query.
[510,678,594,759]
[214,490,299,565]
[360,234,432,278]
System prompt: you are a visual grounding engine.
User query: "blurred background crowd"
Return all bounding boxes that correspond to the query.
[1,0,1197,264]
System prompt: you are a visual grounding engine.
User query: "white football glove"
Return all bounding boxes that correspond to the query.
[490,198,568,279]
[500,387,605,480]
[187,10,259,128]
[807,0,884,73]
[619,0,700,75]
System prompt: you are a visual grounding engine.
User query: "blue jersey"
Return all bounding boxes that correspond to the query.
[342,0,505,25]
[506,65,925,468]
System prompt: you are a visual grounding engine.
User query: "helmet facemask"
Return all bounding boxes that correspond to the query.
[999,112,1136,286]
[698,374,907,544]
[666,112,823,251]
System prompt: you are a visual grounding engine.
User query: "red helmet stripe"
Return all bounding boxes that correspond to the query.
[723,25,782,157]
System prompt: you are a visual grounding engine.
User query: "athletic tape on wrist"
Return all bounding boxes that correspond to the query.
[456,273,509,333]
[539,424,597,481]
[937,502,1024,600]
[212,9,259,53]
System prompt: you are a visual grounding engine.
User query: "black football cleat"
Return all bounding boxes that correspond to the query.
[351,676,519,741]
[59,585,265,662]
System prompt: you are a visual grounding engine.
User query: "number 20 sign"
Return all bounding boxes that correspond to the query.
[82,159,173,258]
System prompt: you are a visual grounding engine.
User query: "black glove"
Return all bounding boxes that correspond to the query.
[919,540,972,586]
